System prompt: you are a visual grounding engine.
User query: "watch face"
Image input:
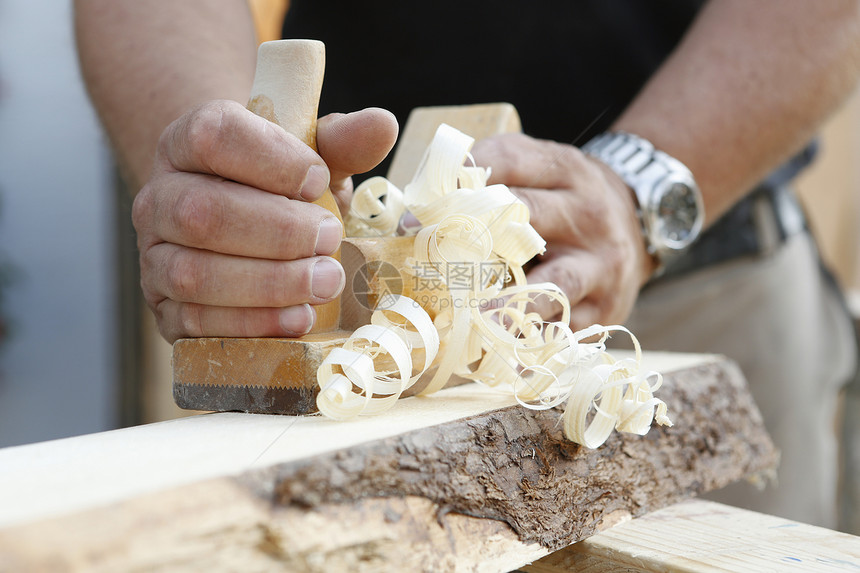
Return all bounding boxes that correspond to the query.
[656,182,701,248]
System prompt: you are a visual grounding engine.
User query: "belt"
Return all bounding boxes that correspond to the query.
[655,183,808,282]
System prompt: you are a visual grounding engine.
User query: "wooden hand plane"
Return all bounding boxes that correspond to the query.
[173,39,521,415]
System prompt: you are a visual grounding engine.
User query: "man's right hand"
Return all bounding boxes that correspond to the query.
[132,100,397,342]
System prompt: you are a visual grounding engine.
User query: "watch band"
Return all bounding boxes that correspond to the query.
[581,131,704,273]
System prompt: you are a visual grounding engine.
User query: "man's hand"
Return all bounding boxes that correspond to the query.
[472,133,656,331]
[132,101,397,342]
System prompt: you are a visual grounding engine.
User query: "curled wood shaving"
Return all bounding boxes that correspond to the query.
[316,295,438,420]
[346,176,404,237]
[319,124,672,448]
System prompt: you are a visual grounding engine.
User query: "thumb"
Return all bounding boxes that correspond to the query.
[317,107,399,186]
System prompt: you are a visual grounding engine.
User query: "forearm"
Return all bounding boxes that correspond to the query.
[614,0,860,226]
[74,0,258,192]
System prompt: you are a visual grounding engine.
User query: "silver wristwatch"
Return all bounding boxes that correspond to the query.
[581,131,704,274]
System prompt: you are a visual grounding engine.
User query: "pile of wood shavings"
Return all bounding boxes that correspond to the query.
[317,124,671,448]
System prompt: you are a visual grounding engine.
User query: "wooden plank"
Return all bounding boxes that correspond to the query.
[386,103,522,189]
[0,353,777,572]
[522,499,860,573]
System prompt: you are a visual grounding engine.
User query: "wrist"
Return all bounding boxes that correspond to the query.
[581,131,704,280]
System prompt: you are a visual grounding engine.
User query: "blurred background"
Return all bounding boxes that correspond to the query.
[0,0,858,526]
[0,0,289,445]
[0,0,117,446]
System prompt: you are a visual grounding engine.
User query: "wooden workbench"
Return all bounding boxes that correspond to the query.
[0,352,787,571]
[524,498,860,573]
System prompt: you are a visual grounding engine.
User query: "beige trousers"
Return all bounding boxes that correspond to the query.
[621,232,857,528]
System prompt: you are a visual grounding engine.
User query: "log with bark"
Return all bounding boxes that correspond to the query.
[0,352,777,572]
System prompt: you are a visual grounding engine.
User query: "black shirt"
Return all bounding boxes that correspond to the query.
[282,0,706,147]
[281,0,814,248]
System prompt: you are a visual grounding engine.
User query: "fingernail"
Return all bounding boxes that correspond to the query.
[300,164,330,200]
[279,304,314,336]
[312,258,345,299]
[315,217,343,255]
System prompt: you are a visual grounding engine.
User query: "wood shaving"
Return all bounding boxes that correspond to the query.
[321,124,672,447]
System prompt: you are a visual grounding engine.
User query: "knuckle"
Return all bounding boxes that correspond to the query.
[138,253,155,292]
[131,184,155,233]
[566,273,587,302]
[550,264,585,302]
[517,190,537,214]
[573,192,610,234]
[583,197,609,224]
[479,133,520,163]
[477,133,537,182]
[172,187,222,245]
[177,303,205,338]
[164,251,201,301]
[183,102,228,157]
[148,298,185,343]
[156,317,180,344]
[156,101,242,173]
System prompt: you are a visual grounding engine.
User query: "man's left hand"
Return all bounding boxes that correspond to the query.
[472,133,657,331]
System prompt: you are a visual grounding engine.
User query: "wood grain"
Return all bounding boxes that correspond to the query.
[523,499,860,573]
[0,353,778,572]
